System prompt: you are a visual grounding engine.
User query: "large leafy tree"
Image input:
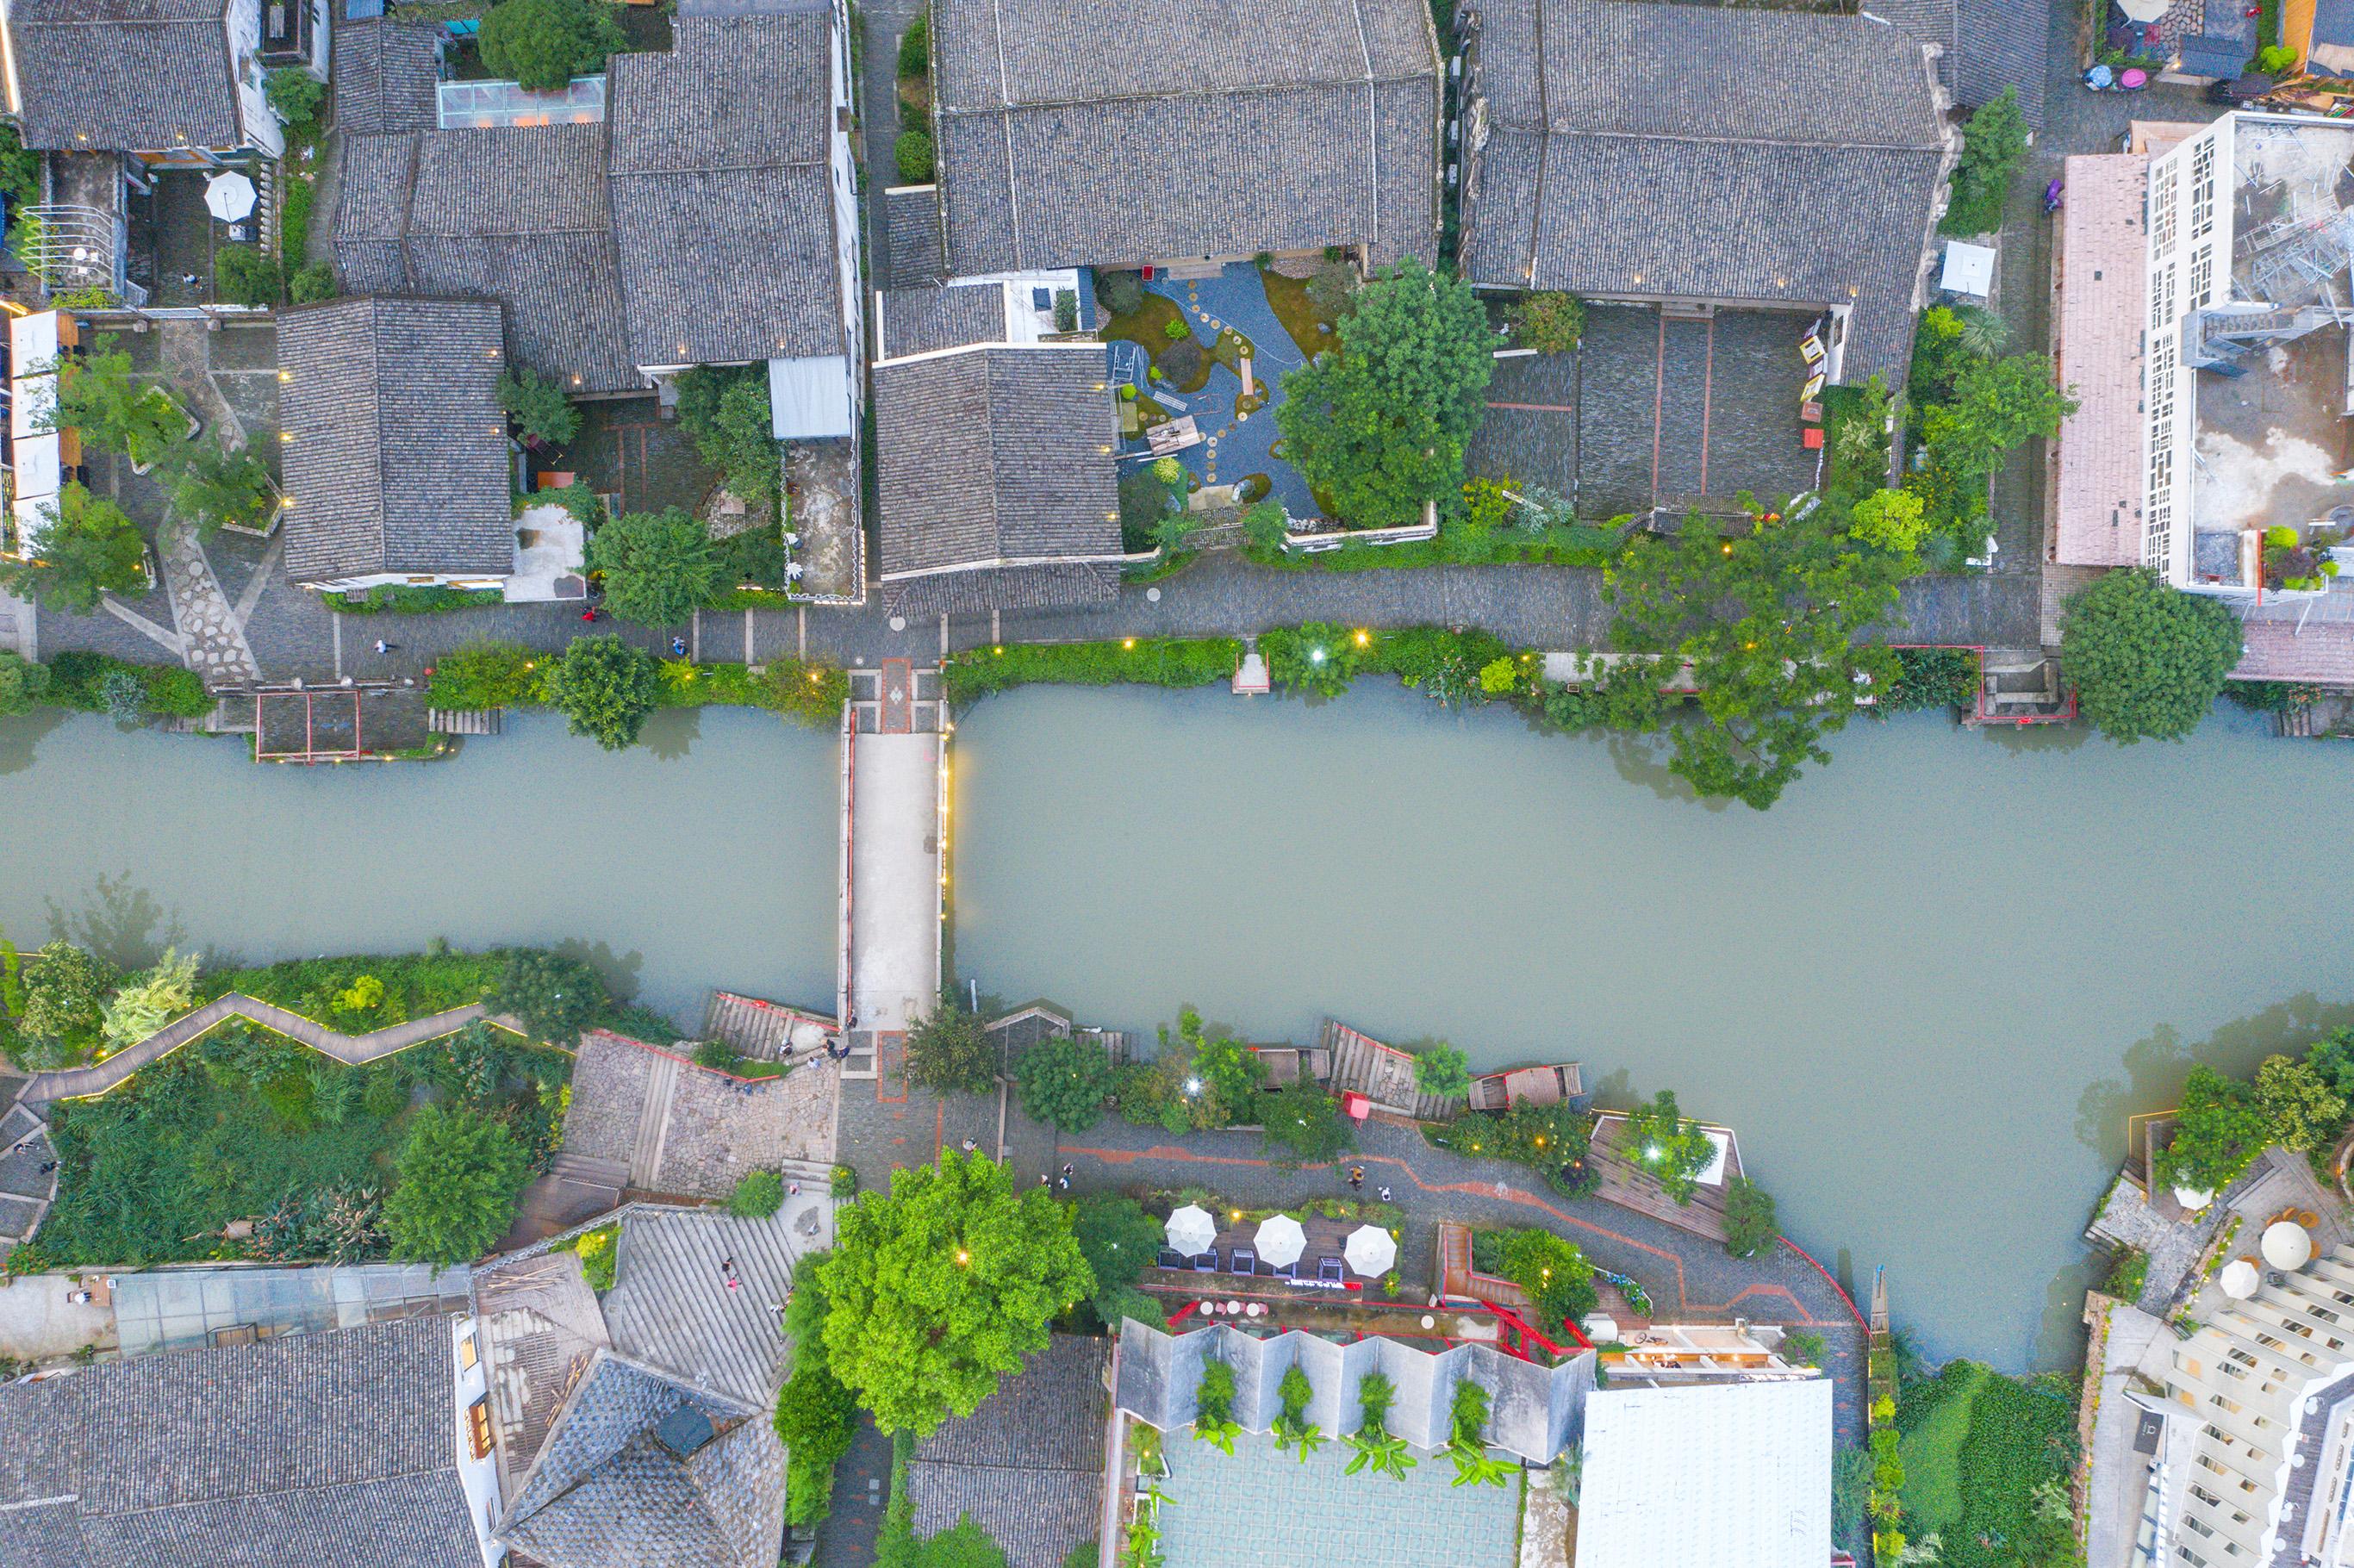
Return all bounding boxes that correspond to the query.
[1920,354,2076,482]
[1501,1229,1597,1332]
[52,335,189,467]
[498,366,582,446]
[585,507,720,626]
[384,1103,528,1266]
[166,444,277,536]
[2060,568,2242,743]
[903,998,998,1096]
[676,366,781,502]
[1722,1175,1779,1260]
[1274,256,1492,529]
[1070,1194,1161,1328]
[17,940,114,1062]
[1620,1089,1715,1203]
[1012,1033,1114,1133]
[478,0,625,92]
[495,949,608,1043]
[2256,1054,2347,1154]
[542,634,659,750]
[775,1265,859,1529]
[1604,502,1905,810]
[815,1151,1092,1435]
[2154,1065,2270,1194]
[0,483,147,612]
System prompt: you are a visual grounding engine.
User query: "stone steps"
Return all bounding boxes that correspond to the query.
[628,1050,680,1188]
[702,991,800,1059]
[430,707,502,736]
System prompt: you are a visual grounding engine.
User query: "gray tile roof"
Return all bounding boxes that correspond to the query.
[334,16,441,135]
[932,0,1441,274]
[333,10,847,389]
[0,1314,480,1568]
[908,1335,1108,1568]
[1879,0,2048,127]
[887,184,946,287]
[878,283,1009,360]
[471,1248,613,1492]
[8,0,240,152]
[277,296,514,582]
[1460,0,1950,383]
[608,13,846,366]
[875,345,1120,611]
[600,1204,806,1410]
[498,1351,784,1568]
[333,127,641,392]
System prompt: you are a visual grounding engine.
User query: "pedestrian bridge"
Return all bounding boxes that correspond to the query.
[836,660,944,1080]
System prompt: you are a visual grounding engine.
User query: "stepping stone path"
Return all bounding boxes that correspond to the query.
[158,519,258,686]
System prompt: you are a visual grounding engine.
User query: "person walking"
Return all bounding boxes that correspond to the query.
[1348,1166,1364,1192]
[372,639,396,655]
[1060,1162,1074,1181]
[1055,1173,1071,1192]
[720,1256,739,1291]
[1378,1185,1392,1203]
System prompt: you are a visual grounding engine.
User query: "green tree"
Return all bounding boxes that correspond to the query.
[542,634,659,750]
[904,999,999,1096]
[1274,256,1492,529]
[1604,502,1904,810]
[1504,292,1583,353]
[2155,1065,2270,1193]
[895,130,936,182]
[1502,1228,1597,1329]
[676,365,781,501]
[2060,568,2243,743]
[166,444,276,536]
[498,366,582,446]
[776,1264,858,1527]
[815,1150,1092,1434]
[2257,1053,2347,1154]
[1253,1079,1354,1169]
[586,507,719,625]
[0,483,147,612]
[98,947,198,1055]
[265,65,325,130]
[0,650,48,717]
[1920,354,2076,482]
[51,337,187,466]
[1413,1041,1472,1099]
[1012,1033,1115,1133]
[478,0,625,91]
[1847,488,1927,554]
[385,1103,529,1266]
[18,941,114,1061]
[494,949,607,1044]
[212,243,282,308]
[1071,1194,1161,1328]
[1943,88,2030,234]
[1722,1175,1779,1259]
[1621,1090,1714,1203]
[289,262,336,304]
[730,1169,787,1217]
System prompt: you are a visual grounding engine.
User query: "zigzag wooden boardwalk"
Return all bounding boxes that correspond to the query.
[17,994,524,1108]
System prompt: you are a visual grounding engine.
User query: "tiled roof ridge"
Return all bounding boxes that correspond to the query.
[909,1453,1103,1478]
[1548,126,1947,154]
[942,69,1436,117]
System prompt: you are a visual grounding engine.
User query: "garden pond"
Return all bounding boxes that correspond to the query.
[7,682,2354,1371]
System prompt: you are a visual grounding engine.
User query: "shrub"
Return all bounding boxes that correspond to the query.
[1885,647,1978,712]
[279,175,317,268]
[211,243,281,307]
[427,643,540,711]
[896,13,928,76]
[1012,1033,1114,1133]
[542,634,660,750]
[265,65,325,130]
[495,949,607,1044]
[694,1038,744,1073]
[1504,292,1583,353]
[1162,317,1189,341]
[2258,43,2299,73]
[1095,269,1145,317]
[894,129,935,182]
[729,1169,787,1218]
[1053,288,1078,333]
[1254,1080,1354,1169]
[479,0,624,92]
[2105,1247,2149,1303]
[18,942,113,1062]
[1413,1041,1472,1099]
[384,1103,528,1266]
[831,1163,858,1197]
[1502,1228,1597,1329]
[498,366,582,446]
[289,261,335,304]
[1620,1090,1714,1204]
[0,650,48,717]
[573,1224,617,1291]
[1941,88,2028,235]
[98,948,199,1055]
[1722,1175,1778,1259]
[943,638,1240,705]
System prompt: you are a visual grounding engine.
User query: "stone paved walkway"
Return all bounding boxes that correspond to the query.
[154,519,258,686]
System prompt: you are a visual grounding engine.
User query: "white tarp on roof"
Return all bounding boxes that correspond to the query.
[769,354,854,441]
[1575,1379,1833,1568]
[12,492,53,557]
[1941,241,1996,298]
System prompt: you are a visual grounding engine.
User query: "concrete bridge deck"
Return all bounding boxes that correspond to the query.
[838,662,944,1079]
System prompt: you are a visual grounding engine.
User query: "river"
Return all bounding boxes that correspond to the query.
[3,686,2351,1371]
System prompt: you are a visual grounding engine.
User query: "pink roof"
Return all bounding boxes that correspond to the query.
[2234,620,2354,683]
[2052,154,2150,569]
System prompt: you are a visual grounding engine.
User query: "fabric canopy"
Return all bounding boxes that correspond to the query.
[1255,1215,1306,1269]
[1166,1204,1217,1257]
[1344,1224,1396,1278]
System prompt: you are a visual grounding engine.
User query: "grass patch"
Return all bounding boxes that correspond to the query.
[1259,264,1341,361]
[1100,292,1215,394]
[1896,1360,1983,1535]
[941,638,1241,706]
[333,585,504,614]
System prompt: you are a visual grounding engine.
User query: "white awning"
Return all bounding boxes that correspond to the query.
[768,354,853,441]
[12,369,56,442]
[9,309,59,374]
[1941,242,1996,299]
[11,491,53,557]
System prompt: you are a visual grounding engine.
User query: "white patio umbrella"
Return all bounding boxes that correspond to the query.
[203,171,257,222]
[1343,1223,1396,1278]
[2219,1259,2261,1299]
[2264,1221,2314,1272]
[1255,1214,1307,1269]
[1166,1204,1217,1258]
[2114,0,2168,21]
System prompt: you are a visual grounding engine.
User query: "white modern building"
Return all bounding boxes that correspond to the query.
[1574,1377,1834,1568]
[2131,1242,2354,1567]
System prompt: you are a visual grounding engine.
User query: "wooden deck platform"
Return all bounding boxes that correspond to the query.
[1586,1114,1744,1244]
[1317,1018,1467,1122]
